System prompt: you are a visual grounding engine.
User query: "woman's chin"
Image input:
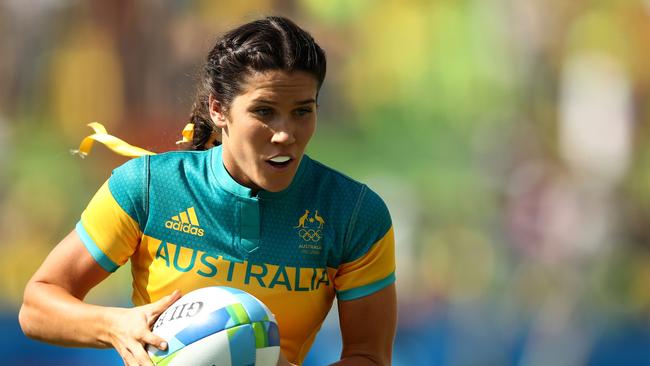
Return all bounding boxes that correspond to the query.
[260,180,292,193]
[255,173,294,192]
[256,164,299,192]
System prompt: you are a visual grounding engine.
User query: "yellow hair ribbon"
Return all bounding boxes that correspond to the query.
[72,122,156,158]
[175,123,194,145]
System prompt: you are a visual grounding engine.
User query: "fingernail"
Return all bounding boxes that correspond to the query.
[160,341,168,350]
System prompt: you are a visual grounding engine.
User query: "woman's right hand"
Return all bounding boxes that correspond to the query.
[20,230,182,365]
[106,290,182,366]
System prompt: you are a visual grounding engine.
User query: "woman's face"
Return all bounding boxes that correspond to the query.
[211,70,318,193]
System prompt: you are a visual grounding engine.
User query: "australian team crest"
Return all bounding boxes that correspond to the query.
[295,209,325,255]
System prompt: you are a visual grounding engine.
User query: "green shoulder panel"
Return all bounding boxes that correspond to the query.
[299,159,392,267]
[341,184,392,263]
[108,156,149,228]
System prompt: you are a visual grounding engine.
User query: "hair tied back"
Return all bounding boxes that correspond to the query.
[176,123,195,145]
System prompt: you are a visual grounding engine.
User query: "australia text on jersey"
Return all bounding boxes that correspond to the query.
[154,240,331,292]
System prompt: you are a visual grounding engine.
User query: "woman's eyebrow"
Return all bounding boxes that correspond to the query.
[251,98,316,105]
[295,98,316,105]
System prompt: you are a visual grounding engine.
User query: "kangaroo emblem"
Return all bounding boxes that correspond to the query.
[294,210,310,228]
[314,210,325,229]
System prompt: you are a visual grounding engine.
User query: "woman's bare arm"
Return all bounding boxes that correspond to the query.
[19,229,181,366]
[331,284,397,365]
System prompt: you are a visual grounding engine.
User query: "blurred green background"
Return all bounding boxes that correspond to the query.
[2,0,650,365]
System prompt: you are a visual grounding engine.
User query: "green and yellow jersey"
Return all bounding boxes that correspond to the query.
[76,145,395,364]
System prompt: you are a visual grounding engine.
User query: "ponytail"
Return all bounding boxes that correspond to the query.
[180,95,221,150]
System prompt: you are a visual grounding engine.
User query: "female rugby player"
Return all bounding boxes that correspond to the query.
[19,16,396,366]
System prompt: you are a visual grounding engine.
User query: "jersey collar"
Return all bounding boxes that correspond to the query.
[210,145,309,199]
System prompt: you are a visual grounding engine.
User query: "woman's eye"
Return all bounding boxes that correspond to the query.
[254,108,273,117]
[295,108,313,117]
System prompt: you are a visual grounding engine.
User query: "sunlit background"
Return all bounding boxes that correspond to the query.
[3,0,650,365]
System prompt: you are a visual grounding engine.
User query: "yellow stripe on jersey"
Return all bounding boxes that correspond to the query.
[79,181,142,267]
[334,226,395,300]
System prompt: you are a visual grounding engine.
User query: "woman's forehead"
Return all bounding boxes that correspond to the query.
[239,70,318,100]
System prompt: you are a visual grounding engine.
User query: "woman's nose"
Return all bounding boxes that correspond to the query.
[271,119,296,145]
[271,130,296,145]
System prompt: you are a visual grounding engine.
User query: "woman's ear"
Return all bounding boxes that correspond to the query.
[209,95,227,128]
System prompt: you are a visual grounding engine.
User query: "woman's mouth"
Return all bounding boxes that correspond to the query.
[267,155,293,169]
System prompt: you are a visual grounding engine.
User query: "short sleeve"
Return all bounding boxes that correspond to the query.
[76,157,149,272]
[334,186,396,301]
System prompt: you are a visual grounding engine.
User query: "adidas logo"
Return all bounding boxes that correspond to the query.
[165,207,205,236]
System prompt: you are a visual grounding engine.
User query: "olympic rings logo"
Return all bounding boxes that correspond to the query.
[298,229,322,242]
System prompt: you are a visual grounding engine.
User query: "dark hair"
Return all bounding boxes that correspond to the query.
[186,16,327,150]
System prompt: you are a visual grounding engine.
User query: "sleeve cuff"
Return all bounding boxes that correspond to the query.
[336,272,395,301]
[75,221,120,273]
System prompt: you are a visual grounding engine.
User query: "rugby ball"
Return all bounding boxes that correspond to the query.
[148,286,280,366]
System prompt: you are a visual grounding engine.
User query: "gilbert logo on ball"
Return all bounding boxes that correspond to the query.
[148,286,280,366]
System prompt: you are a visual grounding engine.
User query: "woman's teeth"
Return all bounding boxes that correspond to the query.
[270,156,291,163]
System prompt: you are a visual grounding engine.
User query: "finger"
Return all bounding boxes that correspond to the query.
[146,290,182,324]
[150,290,181,313]
[141,330,168,351]
[115,342,138,366]
[128,340,154,366]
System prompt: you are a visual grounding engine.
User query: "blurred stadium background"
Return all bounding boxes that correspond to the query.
[2,0,650,365]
